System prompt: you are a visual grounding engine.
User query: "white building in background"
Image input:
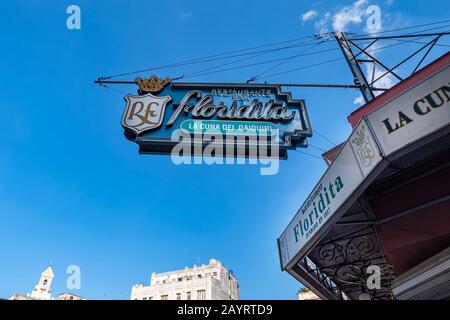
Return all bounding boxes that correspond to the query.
[298,288,320,300]
[10,265,55,300]
[9,265,86,300]
[56,293,86,300]
[130,259,239,300]
[31,265,54,300]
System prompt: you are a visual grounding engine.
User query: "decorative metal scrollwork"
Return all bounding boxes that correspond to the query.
[318,235,376,265]
[346,235,376,263]
[318,242,346,264]
[313,232,396,300]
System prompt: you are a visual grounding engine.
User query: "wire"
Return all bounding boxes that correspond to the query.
[180,51,276,79]
[347,18,450,38]
[181,44,342,79]
[309,144,328,152]
[257,56,344,80]
[257,33,435,80]
[294,150,325,160]
[99,39,374,83]
[313,130,338,147]
[388,38,450,48]
[350,25,450,47]
[251,42,323,81]
[105,36,321,79]
[180,39,322,79]
[103,20,450,81]
[99,83,132,96]
[256,34,439,85]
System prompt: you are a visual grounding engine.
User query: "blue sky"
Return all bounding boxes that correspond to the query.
[0,0,448,299]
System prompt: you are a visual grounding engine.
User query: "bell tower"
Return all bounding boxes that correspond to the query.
[30,265,54,300]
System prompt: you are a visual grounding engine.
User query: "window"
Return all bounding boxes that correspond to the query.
[160,295,168,300]
[186,292,191,300]
[149,296,153,300]
[178,277,183,282]
[43,279,48,286]
[176,293,181,300]
[197,290,206,300]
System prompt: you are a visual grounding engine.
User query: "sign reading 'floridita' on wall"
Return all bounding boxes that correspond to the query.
[121,76,312,158]
[278,119,382,270]
[278,61,450,271]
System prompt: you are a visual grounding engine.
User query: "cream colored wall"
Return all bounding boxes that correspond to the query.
[130,259,239,300]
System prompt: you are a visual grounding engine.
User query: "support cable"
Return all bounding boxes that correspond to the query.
[347,25,450,41]
[249,42,324,82]
[178,39,326,80]
[294,150,325,160]
[104,36,321,79]
[100,20,450,81]
[180,44,341,80]
[257,34,430,81]
[313,130,338,147]
[369,35,443,86]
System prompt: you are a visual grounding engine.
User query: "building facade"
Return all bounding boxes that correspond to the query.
[278,52,450,300]
[130,259,239,300]
[56,293,86,300]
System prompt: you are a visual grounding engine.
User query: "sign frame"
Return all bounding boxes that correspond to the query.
[122,81,313,158]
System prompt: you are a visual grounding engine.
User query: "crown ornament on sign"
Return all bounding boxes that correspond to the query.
[135,75,172,94]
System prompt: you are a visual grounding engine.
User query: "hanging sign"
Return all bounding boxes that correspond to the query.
[121,76,312,158]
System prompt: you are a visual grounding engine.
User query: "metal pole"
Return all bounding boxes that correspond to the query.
[335,32,375,103]
[94,79,387,91]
